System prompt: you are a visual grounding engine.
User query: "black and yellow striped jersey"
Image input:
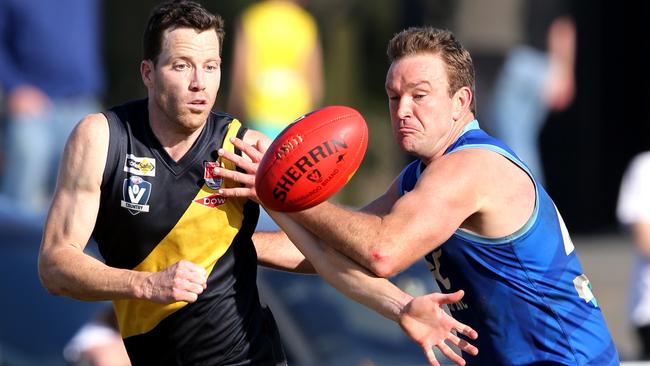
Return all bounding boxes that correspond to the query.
[92,99,286,365]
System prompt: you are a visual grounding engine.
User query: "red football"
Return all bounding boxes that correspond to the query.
[256,105,368,212]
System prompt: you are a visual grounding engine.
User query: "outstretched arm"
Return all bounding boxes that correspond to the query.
[214,133,478,365]
[254,229,315,273]
[270,210,478,366]
[214,135,482,279]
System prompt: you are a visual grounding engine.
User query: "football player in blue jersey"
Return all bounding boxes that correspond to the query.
[217,26,619,365]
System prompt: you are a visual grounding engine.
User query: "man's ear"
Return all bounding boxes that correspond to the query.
[452,86,472,120]
[141,60,155,88]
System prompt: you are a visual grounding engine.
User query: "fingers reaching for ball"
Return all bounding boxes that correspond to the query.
[204,137,262,201]
[255,106,368,212]
[214,106,368,212]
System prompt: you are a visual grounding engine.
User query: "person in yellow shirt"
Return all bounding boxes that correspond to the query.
[228,0,324,138]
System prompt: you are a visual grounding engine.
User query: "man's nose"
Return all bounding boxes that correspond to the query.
[190,69,206,91]
[396,97,412,119]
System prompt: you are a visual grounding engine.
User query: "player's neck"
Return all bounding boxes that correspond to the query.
[425,114,476,164]
[450,112,475,139]
[148,109,206,162]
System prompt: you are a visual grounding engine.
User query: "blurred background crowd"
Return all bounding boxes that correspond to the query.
[0,0,642,365]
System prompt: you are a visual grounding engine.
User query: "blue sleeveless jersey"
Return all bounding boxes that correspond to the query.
[398,121,619,365]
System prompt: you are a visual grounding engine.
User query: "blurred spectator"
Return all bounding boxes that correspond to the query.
[64,307,131,366]
[227,0,323,139]
[617,152,650,360]
[0,0,105,212]
[488,2,575,184]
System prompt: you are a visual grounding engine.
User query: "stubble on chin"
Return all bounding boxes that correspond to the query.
[177,110,209,131]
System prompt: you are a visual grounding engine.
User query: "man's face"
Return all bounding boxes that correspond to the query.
[144,27,221,132]
[385,53,456,160]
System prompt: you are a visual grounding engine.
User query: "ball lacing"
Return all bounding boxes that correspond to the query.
[275,134,304,160]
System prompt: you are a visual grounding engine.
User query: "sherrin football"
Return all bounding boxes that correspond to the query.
[256,105,368,212]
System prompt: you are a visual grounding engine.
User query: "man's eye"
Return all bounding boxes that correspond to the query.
[173,63,189,71]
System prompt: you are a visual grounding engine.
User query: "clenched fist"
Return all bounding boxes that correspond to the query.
[140,260,208,304]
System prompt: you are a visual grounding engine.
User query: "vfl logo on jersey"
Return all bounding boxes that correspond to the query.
[194,193,226,208]
[204,161,223,190]
[123,154,156,177]
[121,176,151,215]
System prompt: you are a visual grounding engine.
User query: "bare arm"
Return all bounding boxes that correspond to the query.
[227,132,412,316]
[214,132,417,314]
[254,230,315,273]
[218,125,534,280]
[291,153,481,277]
[38,114,207,304]
[212,135,476,277]
[269,210,478,366]
[214,133,478,365]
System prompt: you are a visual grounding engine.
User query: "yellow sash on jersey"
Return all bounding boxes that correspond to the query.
[114,120,247,338]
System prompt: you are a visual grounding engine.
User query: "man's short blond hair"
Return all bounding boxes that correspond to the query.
[387,27,476,114]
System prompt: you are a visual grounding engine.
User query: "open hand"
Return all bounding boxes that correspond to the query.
[399,290,478,366]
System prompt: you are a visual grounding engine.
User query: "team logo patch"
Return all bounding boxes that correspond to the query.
[204,161,223,190]
[121,176,151,215]
[573,274,599,307]
[194,193,226,208]
[123,154,156,177]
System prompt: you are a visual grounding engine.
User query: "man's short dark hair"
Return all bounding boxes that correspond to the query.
[143,0,225,65]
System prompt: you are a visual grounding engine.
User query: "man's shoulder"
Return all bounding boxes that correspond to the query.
[426,148,528,201]
[442,147,528,182]
[68,113,110,155]
[76,113,108,133]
